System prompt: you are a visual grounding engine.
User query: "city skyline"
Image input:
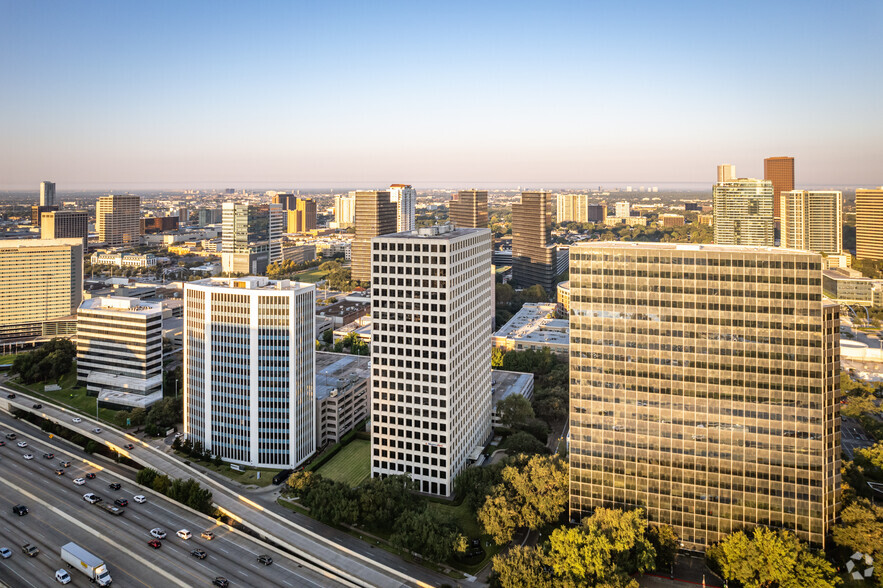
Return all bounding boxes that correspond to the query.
[1,2,881,189]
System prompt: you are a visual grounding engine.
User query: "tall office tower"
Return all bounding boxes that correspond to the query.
[40,181,56,207]
[0,239,83,343]
[717,164,736,183]
[764,156,795,222]
[41,210,88,249]
[221,202,283,275]
[389,184,417,232]
[184,276,316,468]
[558,194,607,224]
[334,194,357,228]
[286,198,317,233]
[198,208,223,226]
[712,179,774,246]
[781,190,842,255]
[31,205,58,226]
[449,189,488,228]
[615,201,631,218]
[272,193,296,211]
[96,194,141,247]
[855,187,883,261]
[76,297,163,408]
[351,191,396,283]
[370,225,493,496]
[512,191,556,292]
[569,242,840,550]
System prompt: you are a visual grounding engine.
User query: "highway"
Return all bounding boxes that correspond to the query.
[0,412,346,588]
[1,389,453,588]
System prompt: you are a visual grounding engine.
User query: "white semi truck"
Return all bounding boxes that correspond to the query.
[60,542,113,586]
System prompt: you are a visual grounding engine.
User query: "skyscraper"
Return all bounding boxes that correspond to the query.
[41,210,88,249]
[184,276,316,468]
[221,202,283,274]
[569,242,840,550]
[40,181,56,207]
[780,190,842,255]
[351,191,396,283]
[512,191,556,292]
[96,194,141,247]
[712,179,774,246]
[556,194,607,224]
[449,189,488,229]
[370,225,493,496]
[272,193,296,211]
[764,156,795,222]
[334,194,356,228]
[855,187,883,261]
[285,199,317,233]
[31,205,58,226]
[389,184,416,233]
[717,164,736,183]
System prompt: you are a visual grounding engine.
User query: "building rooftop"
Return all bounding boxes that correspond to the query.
[316,352,370,401]
[378,224,491,241]
[494,303,569,346]
[79,296,162,316]
[491,369,535,405]
[823,268,870,281]
[317,299,370,318]
[189,276,313,291]
[573,242,819,256]
[0,238,84,249]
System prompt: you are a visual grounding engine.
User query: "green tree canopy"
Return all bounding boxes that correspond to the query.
[390,508,461,563]
[497,394,534,429]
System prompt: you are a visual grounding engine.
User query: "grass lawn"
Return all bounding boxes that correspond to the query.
[295,268,330,283]
[194,459,278,488]
[9,372,121,424]
[315,439,370,487]
[0,353,20,366]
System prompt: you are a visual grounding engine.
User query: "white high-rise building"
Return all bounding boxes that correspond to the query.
[713,179,774,246]
[717,164,736,183]
[615,201,631,218]
[40,181,56,207]
[184,277,316,468]
[388,184,416,233]
[370,225,493,496]
[334,194,356,228]
[780,190,842,255]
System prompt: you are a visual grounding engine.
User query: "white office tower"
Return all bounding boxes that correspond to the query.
[780,190,842,255]
[184,277,316,468]
[76,297,163,409]
[40,181,56,207]
[615,201,630,218]
[388,184,417,232]
[370,225,493,496]
[334,194,356,228]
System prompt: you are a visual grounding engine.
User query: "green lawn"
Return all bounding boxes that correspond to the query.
[9,372,121,424]
[316,439,370,487]
[191,459,278,488]
[295,268,330,283]
[0,353,20,366]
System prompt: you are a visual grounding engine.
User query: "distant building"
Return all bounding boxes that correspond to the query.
[40,181,56,207]
[316,352,370,447]
[780,191,842,255]
[31,204,58,226]
[614,201,631,218]
[713,179,774,246]
[764,156,795,222]
[856,187,883,261]
[556,281,570,315]
[512,191,557,293]
[556,193,606,224]
[41,210,88,249]
[684,202,702,212]
[76,297,163,409]
[90,252,156,268]
[198,208,223,226]
[272,193,296,210]
[389,184,416,233]
[659,213,685,227]
[285,199,317,233]
[717,164,736,183]
[280,244,317,265]
[96,194,141,247]
[221,202,283,275]
[449,189,489,229]
[334,194,356,228]
[316,299,371,328]
[351,190,396,283]
[822,268,880,305]
[142,216,179,234]
[492,302,569,357]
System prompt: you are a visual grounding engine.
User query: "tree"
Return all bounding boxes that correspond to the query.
[390,509,459,563]
[491,347,506,368]
[495,283,515,307]
[492,546,552,588]
[534,395,567,423]
[649,524,679,570]
[707,527,839,588]
[357,475,422,532]
[520,284,549,303]
[501,431,549,456]
[153,474,172,494]
[842,394,880,418]
[11,338,76,384]
[303,478,358,526]
[497,394,534,429]
[833,499,883,570]
[136,467,159,487]
[322,329,333,345]
[287,470,318,497]
[454,463,505,512]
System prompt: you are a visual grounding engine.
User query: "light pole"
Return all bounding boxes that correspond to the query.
[175,379,179,398]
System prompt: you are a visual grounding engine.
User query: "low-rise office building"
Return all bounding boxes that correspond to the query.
[491,370,535,428]
[492,302,569,356]
[823,268,882,305]
[90,252,157,268]
[316,352,370,447]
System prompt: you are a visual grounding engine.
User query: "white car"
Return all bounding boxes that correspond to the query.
[73,478,86,486]
[55,569,72,584]
[133,495,147,504]
[16,441,27,448]
[0,547,11,558]
[83,493,101,504]
[23,454,33,460]
[150,528,166,539]
[92,428,102,434]
[176,529,191,540]
[72,417,82,424]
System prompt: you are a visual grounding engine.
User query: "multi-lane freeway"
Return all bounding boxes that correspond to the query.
[0,412,346,588]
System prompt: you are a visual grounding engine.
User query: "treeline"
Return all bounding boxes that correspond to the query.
[136,468,214,515]
[11,338,75,384]
[112,397,183,436]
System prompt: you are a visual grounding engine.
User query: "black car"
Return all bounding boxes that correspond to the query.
[0,440,5,446]
[6,393,15,399]
[257,554,273,565]
[190,548,207,559]
[32,403,42,409]
[55,468,65,476]
[212,578,229,588]
[85,472,96,479]
[43,452,55,459]
[272,468,294,485]
[124,443,135,450]
[108,483,121,490]
[114,498,128,507]
[12,504,28,516]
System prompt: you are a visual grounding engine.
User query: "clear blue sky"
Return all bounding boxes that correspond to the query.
[1,1,880,190]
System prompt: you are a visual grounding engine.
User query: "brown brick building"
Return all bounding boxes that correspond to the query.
[764,156,795,222]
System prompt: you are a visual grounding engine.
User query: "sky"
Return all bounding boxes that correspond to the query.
[0,1,881,191]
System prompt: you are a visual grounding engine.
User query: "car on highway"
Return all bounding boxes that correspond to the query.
[190,548,206,559]
[150,528,166,539]
[92,428,102,434]
[85,472,96,479]
[257,554,273,565]
[114,498,128,507]
[73,478,85,486]
[0,440,4,446]
[212,578,229,588]
[43,452,55,459]
[133,495,146,504]
[55,468,65,476]
[55,569,72,584]
[23,453,33,460]
[200,530,214,540]
[72,417,81,423]
[0,547,11,558]
[6,393,15,399]
[147,540,162,549]
[16,441,27,448]
[83,493,101,504]
[32,403,42,409]
[176,529,191,540]
[12,505,28,516]
[60,460,71,467]
[124,443,135,450]
[108,483,121,490]
[5,433,16,440]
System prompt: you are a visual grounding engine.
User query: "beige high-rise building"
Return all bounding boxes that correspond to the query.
[512,191,556,292]
[334,194,356,228]
[856,187,883,261]
[569,242,840,551]
[0,239,83,343]
[351,190,396,283]
[556,193,606,224]
[713,179,774,246]
[285,199,317,233]
[41,210,88,249]
[96,194,141,247]
[449,189,489,229]
[780,190,842,255]
[717,164,736,183]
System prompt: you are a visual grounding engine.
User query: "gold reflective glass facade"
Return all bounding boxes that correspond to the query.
[569,242,840,551]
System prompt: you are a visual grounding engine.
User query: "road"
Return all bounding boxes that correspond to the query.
[841,416,876,459]
[0,413,340,588]
[1,388,455,588]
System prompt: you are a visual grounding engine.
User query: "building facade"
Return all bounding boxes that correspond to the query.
[615,201,631,218]
[512,191,557,293]
[40,181,56,207]
[285,199,317,233]
[780,190,842,255]
[856,187,883,261]
[712,179,774,246]
[556,193,606,224]
[764,156,795,222]
[96,194,141,247]
[184,277,316,468]
[41,210,88,249]
[334,194,356,228]
[351,190,396,283]
[389,184,416,233]
[76,297,163,409]
[449,189,488,229]
[717,164,736,183]
[370,225,493,496]
[90,252,156,268]
[316,352,369,447]
[221,202,283,275]
[31,204,58,226]
[569,242,840,550]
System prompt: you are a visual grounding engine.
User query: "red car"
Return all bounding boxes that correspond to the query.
[148,540,162,549]
[85,473,96,479]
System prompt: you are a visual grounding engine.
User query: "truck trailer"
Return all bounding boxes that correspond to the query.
[60,542,112,586]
